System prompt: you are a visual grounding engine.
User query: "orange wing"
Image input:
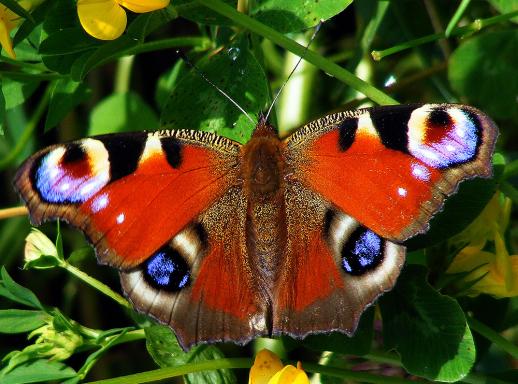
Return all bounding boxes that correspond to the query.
[272,181,404,338]
[286,104,497,242]
[14,130,241,269]
[120,186,268,350]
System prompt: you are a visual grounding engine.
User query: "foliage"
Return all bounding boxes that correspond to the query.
[1,0,518,383]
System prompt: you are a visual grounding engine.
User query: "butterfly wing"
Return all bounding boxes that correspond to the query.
[273,104,496,337]
[273,181,404,336]
[286,104,497,242]
[14,130,241,268]
[120,186,269,350]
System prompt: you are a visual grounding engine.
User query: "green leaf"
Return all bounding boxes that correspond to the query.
[88,92,159,135]
[0,0,34,23]
[155,60,188,110]
[12,1,49,48]
[127,6,178,40]
[45,78,91,132]
[175,0,236,26]
[145,325,237,384]
[380,265,476,382]
[160,41,269,143]
[405,175,497,250]
[303,306,374,356]
[177,0,351,33]
[0,267,43,309]
[0,359,77,384]
[70,36,138,81]
[1,79,40,110]
[39,28,99,56]
[24,255,61,270]
[489,0,518,24]
[40,0,95,74]
[448,30,518,119]
[0,309,49,333]
[251,0,353,33]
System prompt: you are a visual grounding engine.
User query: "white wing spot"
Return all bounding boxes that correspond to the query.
[116,213,125,224]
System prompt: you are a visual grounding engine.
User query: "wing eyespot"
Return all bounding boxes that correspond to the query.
[340,226,385,276]
[143,245,191,291]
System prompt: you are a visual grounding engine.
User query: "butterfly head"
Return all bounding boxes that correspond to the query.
[253,112,277,139]
[242,116,284,196]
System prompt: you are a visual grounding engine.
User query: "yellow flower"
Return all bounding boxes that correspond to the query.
[249,349,309,384]
[446,192,518,298]
[0,0,37,59]
[450,191,511,249]
[77,0,170,40]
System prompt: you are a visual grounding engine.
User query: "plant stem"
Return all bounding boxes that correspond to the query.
[0,206,28,220]
[503,159,518,180]
[302,362,425,383]
[116,37,211,57]
[85,358,252,384]
[0,71,62,81]
[364,350,402,366]
[60,261,132,310]
[0,84,51,170]
[501,182,518,205]
[467,316,518,359]
[445,0,472,37]
[197,0,398,106]
[372,10,518,61]
[114,56,134,94]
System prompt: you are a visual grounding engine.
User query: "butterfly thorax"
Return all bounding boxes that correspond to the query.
[242,124,288,289]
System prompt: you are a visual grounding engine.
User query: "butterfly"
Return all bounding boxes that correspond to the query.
[14,104,497,350]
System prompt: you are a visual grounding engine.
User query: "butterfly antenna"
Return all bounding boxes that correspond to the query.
[176,50,256,126]
[264,21,323,123]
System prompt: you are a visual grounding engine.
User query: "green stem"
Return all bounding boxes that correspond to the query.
[302,362,425,383]
[501,182,518,205]
[277,34,316,135]
[59,261,132,310]
[0,84,51,170]
[85,357,428,384]
[114,56,134,93]
[445,0,472,37]
[105,329,145,346]
[503,159,518,180]
[467,316,518,359]
[372,10,518,61]
[0,71,61,81]
[196,0,398,106]
[0,55,48,70]
[116,37,211,57]
[364,350,402,366]
[85,358,252,384]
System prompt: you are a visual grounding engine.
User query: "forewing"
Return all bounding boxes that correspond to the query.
[14,130,241,268]
[285,104,497,242]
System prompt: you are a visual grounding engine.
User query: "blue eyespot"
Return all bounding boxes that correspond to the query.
[144,246,190,291]
[341,227,384,275]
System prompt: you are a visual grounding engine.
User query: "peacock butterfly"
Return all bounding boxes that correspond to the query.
[14,104,497,350]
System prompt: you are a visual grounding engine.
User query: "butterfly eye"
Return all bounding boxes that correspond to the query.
[341,227,384,276]
[144,246,191,291]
